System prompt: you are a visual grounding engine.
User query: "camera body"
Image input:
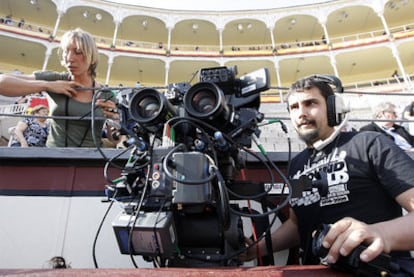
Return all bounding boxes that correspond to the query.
[110,66,270,267]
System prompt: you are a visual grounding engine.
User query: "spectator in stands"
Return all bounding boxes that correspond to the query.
[0,28,118,147]
[341,121,356,132]
[12,69,21,75]
[391,69,404,82]
[321,35,327,44]
[15,95,29,105]
[9,104,50,147]
[242,76,414,274]
[402,101,414,135]
[392,69,399,78]
[360,101,414,151]
[4,15,13,25]
[17,18,25,28]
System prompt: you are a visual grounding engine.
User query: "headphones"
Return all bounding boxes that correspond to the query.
[307,74,349,127]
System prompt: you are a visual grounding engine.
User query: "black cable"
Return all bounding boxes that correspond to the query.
[162,143,218,185]
[151,198,171,265]
[103,146,134,185]
[225,147,291,219]
[211,166,231,230]
[227,211,279,262]
[225,149,276,201]
[167,116,219,164]
[260,200,275,266]
[127,177,147,268]
[234,145,293,216]
[91,88,111,162]
[92,190,117,269]
[127,135,157,267]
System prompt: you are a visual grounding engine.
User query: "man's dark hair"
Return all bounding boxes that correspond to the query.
[286,76,335,110]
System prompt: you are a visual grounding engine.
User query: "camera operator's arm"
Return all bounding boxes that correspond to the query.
[323,187,414,264]
[243,208,300,261]
[0,74,79,97]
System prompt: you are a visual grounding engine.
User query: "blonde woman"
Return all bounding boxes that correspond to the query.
[0,28,118,147]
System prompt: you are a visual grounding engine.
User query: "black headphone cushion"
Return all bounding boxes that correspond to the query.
[327,95,337,127]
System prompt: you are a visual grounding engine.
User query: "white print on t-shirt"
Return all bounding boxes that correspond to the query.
[290,148,350,207]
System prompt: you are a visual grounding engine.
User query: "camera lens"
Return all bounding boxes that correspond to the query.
[137,96,160,118]
[191,90,217,114]
[184,82,229,121]
[129,88,176,127]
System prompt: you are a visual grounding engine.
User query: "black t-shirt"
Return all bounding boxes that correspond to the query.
[288,131,414,264]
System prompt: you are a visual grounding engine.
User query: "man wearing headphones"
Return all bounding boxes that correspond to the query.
[243,75,414,274]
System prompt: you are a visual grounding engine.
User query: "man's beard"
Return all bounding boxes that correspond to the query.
[297,129,320,146]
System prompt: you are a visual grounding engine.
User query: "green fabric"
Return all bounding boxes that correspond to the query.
[34,71,115,147]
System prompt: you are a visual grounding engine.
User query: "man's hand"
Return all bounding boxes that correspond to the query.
[322,217,388,264]
[239,237,259,262]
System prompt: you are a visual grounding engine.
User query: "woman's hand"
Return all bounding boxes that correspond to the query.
[96,99,119,119]
[45,80,81,97]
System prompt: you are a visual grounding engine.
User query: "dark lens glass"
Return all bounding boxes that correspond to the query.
[192,90,217,114]
[138,96,160,118]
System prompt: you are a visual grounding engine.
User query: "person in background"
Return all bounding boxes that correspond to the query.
[392,70,399,78]
[359,101,414,151]
[9,104,50,147]
[402,101,414,135]
[340,121,356,132]
[0,28,118,147]
[46,256,70,269]
[101,119,122,148]
[14,95,29,105]
[242,76,414,275]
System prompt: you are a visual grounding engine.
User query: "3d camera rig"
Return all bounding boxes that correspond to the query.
[105,66,282,267]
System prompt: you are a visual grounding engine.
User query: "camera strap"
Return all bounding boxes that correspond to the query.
[64,80,95,147]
